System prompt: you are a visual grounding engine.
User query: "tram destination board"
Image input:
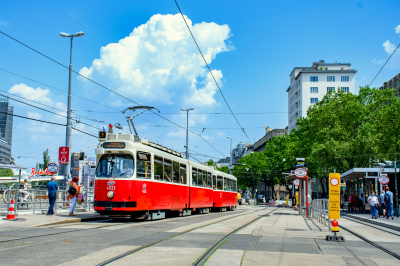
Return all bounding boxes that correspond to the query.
[103,142,126,149]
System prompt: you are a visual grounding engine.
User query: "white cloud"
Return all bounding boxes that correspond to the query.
[8,83,53,105]
[27,112,42,119]
[217,131,226,137]
[395,25,400,34]
[79,14,232,109]
[383,39,396,54]
[371,58,385,64]
[0,20,9,27]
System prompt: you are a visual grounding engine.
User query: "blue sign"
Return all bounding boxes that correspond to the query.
[71,167,73,171]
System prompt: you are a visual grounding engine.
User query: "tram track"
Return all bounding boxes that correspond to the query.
[340,216,400,260]
[96,207,273,266]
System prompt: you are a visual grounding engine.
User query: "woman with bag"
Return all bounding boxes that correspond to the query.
[68,177,80,216]
[367,192,379,219]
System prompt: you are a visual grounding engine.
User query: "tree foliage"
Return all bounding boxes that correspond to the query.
[38,149,51,170]
[0,168,13,177]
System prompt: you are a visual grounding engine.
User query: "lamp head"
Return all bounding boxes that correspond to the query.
[59,32,71,37]
[227,136,231,139]
[73,31,84,37]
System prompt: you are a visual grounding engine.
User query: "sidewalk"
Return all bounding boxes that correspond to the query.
[0,210,104,231]
[341,211,400,231]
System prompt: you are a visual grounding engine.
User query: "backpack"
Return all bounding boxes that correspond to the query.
[68,185,77,196]
[384,192,389,203]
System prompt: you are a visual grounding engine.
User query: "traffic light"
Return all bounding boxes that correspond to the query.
[79,152,85,160]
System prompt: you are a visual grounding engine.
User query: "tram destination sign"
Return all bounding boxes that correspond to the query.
[103,142,126,149]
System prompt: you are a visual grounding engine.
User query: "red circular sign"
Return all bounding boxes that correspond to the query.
[47,163,58,174]
[293,179,300,186]
[294,168,307,178]
[330,178,339,186]
[378,175,389,185]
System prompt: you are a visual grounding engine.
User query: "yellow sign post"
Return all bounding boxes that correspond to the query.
[295,191,299,207]
[329,173,340,220]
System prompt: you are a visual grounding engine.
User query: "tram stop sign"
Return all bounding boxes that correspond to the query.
[329,173,341,220]
[294,168,307,178]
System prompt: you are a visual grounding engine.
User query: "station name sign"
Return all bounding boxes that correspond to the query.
[103,142,125,149]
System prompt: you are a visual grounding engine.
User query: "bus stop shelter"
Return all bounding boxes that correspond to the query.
[341,167,399,215]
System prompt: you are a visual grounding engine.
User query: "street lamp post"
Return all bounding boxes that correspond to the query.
[60,31,84,186]
[181,108,194,159]
[227,136,232,174]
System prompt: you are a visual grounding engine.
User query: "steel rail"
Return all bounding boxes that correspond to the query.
[193,209,277,266]
[342,216,400,237]
[340,224,400,260]
[96,208,270,266]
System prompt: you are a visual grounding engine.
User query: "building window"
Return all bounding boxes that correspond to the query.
[310,98,318,104]
[327,87,335,92]
[341,87,349,92]
[341,76,349,82]
[310,87,318,93]
[310,76,318,82]
[327,76,335,82]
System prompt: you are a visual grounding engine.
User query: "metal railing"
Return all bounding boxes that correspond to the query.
[310,199,330,229]
[1,188,94,214]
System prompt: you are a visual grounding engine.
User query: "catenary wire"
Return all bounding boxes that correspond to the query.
[174,0,252,143]
[0,32,227,157]
[369,42,400,86]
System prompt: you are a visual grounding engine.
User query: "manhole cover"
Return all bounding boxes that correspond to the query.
[284,229,305,231]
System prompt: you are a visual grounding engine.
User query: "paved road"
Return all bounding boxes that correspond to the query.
[0,206,399,266]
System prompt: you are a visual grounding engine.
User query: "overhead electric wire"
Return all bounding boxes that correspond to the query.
[73,110,288,115]
[174,0,252,143]
[0,31,227,157]
[369,42,400,86]
[0,67,121,112]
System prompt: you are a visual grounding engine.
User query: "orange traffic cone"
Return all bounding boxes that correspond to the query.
[5,198,16,220]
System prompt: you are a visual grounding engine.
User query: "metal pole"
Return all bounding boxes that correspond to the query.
[16,169,21,214]
[395,161,398,218]
[229,138,232,174]
[185,110,189,159]
[65,36,74,186]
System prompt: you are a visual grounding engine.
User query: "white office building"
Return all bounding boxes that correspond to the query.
[287,60,357,133]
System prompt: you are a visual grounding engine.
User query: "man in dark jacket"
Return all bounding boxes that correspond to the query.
[46,176,59,215]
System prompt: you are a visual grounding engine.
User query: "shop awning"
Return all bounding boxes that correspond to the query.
[341,167,399,181]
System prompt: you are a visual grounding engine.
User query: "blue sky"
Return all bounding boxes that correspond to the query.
[0,0,400,168]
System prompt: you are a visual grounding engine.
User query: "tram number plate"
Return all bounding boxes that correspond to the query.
[103,142,126,149]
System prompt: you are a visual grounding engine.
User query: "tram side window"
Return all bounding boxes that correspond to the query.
[207,172,212,188]
[229,179,233,191]
[154,156,163,181]
[164,158,172,182]
[137,152,151,179]
[201,170,206,187]
[180,164,187,184]
[192,168,197,186]
[217,176,223,190]
[212,175,216,190]
[234,180,237,191]
[223,177,228,191]
[173,161,180,183]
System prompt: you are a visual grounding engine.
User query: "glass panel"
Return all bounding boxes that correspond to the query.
[217,176,223,190]
[234,180,237,191]
[180,164,187,184]
[224,177,228,191]
[173,161,179,183]
[96,154,134,178]
[154,156,163,181]
[137,152,151,179]
[213,175,216,190]
[192,168,197,186]
[207,172,212,188]
[164,158,172,182]
[200,170,205,187]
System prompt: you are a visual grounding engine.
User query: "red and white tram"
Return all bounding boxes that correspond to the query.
[94,131,237,220]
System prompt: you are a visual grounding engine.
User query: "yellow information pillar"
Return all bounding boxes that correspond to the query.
[329,173,340,220]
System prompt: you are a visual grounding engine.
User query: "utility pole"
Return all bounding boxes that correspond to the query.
[60,31,84,186]
[227,136,232,174]
[181,108,194,159]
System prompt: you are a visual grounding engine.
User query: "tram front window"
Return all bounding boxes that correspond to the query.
[96,154,134,178]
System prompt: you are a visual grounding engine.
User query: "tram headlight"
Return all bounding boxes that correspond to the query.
[107,191,114,199]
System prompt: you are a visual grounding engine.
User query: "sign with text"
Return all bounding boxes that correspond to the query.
[294,168,307,178]
[103,142,126,149]
[47,162,58,174]
[293,179,300,186]
[329,173,340,220]
[378,175,389,185]
[59,147,70,165]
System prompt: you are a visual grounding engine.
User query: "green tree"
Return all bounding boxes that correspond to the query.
[38,149,51,171]
[207,159,214,166]
[0,168,13,177]
[217,166,229,173]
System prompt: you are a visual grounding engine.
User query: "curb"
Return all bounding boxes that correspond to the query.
[344,214,400,232]
[36,216,108,227]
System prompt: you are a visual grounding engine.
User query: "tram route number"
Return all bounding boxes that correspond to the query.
[103,142,126,149]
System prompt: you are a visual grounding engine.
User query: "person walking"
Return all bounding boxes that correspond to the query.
[46,176,59,215]
[20,179,31,202]
[367,192,379,219]
[384,186,394,220]
[292,194,296,210]
[379,191,386,218]
[68,177,80,216]
[348,194,353,212]
[340,194,344,211]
